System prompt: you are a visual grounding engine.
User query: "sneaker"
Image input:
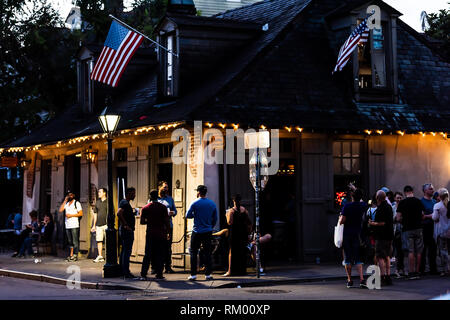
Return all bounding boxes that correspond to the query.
[11,253,18,258]
[359,279,368,288]
[165,268,175,274]
[346,280,353,288]
[123,273,137,279]
[408,272,420,280]
[394,271,402,279]
[93,256,105,263]
[155,275,165,280]
[66,256,73,262]
[205,275,213,281]
[188,275,197,281]
[222,272,231,277]
[17,254,25,258]
[138,276,148,281]
[71,256,78,262]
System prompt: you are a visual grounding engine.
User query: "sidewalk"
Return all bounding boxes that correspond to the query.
[0,252,355,292]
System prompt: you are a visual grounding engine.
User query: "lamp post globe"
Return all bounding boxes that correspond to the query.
[98,107,122,278]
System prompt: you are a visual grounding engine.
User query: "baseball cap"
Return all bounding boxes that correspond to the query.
[381,187,390,193]
[195,185,207,193]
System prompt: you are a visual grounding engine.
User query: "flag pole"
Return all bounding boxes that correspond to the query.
[109,14,179,58]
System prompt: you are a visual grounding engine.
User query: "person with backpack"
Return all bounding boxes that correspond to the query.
[59,191,83,262]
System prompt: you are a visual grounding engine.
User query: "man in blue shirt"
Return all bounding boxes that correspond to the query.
[186,185,217,281]
[158,181,177,274]
[420,183,438,275]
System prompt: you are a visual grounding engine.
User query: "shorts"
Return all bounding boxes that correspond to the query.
[343,235,363,265]
[96,225,107,242]
[375,240,392,258]
[404,229,424,254]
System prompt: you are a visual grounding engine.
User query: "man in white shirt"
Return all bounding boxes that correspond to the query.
[59,191,83,261]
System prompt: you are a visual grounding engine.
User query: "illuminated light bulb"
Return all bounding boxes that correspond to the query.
[364,130,372,135]
[260,125,266,130]
[397,130,405,136]
[296,127,303,133]
[376,130,383,135]
[431,132,436,136]
[285,127,292,132]
[232,124,239,130]
[218,123,226,129]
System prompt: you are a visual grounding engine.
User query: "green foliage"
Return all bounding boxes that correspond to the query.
[0,0,168,143]
[425,9,450,59]
[0,0,79,143]
[126,0,168,38]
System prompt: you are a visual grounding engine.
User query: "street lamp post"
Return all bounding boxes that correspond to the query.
[245,131,270,279]
[98,108,121,278]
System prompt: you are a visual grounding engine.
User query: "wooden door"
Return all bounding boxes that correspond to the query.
[301,136,334,262]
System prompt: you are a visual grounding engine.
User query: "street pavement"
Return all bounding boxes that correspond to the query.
[0,275,448,300]
[0,252,448,298]
[0,252,352,291]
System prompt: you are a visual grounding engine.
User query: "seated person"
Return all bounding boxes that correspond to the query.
[5,213,15,229]
[39,213,54,243]
[17,210,40,258]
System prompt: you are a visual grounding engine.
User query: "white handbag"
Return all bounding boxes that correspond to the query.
[334,222,344,248]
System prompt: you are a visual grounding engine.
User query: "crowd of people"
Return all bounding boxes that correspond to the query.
[6,181,260,281]
[339,183,450,288]
[116,182,259,281]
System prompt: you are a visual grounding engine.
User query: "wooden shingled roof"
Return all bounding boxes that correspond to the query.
[3,0,450,148]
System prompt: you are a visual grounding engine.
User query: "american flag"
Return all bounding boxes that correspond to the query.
[333,18,370,73]
[90,20,144,87]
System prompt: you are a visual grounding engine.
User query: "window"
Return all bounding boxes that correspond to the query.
[159,143,173,159]
[162,34,177,97]
[333,141,363,209]
[333,141,361,174]
[115,148,128,162]
[166,35,174,96]
[357,22,387,89]
[78,58,94,113]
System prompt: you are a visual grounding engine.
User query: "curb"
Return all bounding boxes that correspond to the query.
[214,275,348,288]
[0,267,353,290]
[0,269,141,291]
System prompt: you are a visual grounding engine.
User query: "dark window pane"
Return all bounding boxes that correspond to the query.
[333,158,341,173]
[343,159,351,173]
[333,142,341,157]
[352,158,360,174]
[352,142,360,157]
[342,142,351,158]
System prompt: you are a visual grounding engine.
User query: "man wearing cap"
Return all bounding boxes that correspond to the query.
[186,185,218,281]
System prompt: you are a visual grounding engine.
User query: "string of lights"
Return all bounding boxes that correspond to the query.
[0,122,449,156]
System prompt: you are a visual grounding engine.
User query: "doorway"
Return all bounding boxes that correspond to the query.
[157,163,173,193]
[261,165,297,262]
[64,155,81,201]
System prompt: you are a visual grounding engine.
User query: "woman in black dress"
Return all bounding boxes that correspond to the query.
[223,194,252,276]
